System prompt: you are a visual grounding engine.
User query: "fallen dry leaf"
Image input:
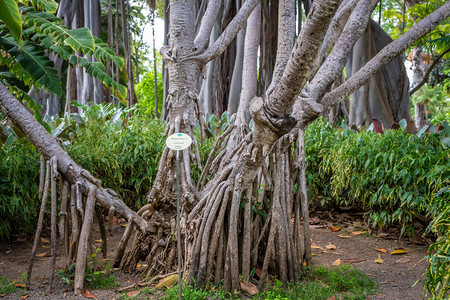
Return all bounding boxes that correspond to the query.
[377,233,389,238]
[40,237,50,243]
[36,252,47,257]
[255,267,261,278]
[14,283,26,288]
[82,288,96,299]
[126,290,140,297]
[338,234,351,239]
[326,295,336,300]
[94,239,102,243]
[20,295,28,299]
[374,254,384,264]
[240,281,259,295]
[333,259,341,266]
[390,248,407,255]
[326,242,336,250]
[331,226,341,232]
[156,274,178,289]
[374,248,387,253]
[351,231,366,235]
[311,245,325,250]
[136,263,141,268]
[395,258,411,264]
[323,250,339,255]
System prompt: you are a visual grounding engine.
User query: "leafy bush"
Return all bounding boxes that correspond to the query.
[65,103,213,208]
[66,106,167,208]
[0,138,40,239]
[305,118,449,234]
[135,54,164,117]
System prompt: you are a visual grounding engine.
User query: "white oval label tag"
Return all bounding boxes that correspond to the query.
[166,133,192,150]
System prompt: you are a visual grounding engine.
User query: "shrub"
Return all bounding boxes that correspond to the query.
[0,139,40,239]
[67,111,167,208]
[305,118,449,234]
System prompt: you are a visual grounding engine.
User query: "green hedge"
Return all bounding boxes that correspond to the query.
[67,114,168,208]
[305,119,449,234]
[0,140,40,238]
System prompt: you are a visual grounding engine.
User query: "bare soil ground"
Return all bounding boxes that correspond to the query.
[0,213,431,299]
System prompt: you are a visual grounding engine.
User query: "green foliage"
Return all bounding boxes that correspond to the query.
[204,112,234,138]
[305,119,449,297]
[65,104,167,208]
[424,184,450,299]
[0,36,63,97]
[0,0,126,104]
[0,0,22,43]
[0,138,40,239]
[379,0,449,47]
[135,55,163,116]
[0,276,17,295]
[163,282,237,300]
[305,119,449,235]
[57,249,119,289]
[254,265,377,300]
[411,85,449,124]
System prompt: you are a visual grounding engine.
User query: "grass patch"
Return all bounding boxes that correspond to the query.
[0,276,16,295]
[255,265,377,300]
[119,265,377,299]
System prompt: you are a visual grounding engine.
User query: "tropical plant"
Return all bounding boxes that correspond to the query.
[135,56,163,116]
[0,138,40,239]
[0,0,126,112]
[306,118,450,234]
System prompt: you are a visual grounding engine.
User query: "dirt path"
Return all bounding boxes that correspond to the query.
[310,224,429,300]
[1,217,430,299]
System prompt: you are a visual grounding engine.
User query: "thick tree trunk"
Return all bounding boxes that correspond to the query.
[414,102,427,129]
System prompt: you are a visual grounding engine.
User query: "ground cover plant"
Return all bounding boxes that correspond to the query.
[116,265,377,300]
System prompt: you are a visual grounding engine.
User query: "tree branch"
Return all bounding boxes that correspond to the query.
[308,0,374,101]
[0,83,150,234]
[409,47,450,96]
[313,0,359,73]
[266,0,297,97]
[185,0,259,64]
[320,1,450,108]
[266,0,344,118]
[193,0,223,52]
